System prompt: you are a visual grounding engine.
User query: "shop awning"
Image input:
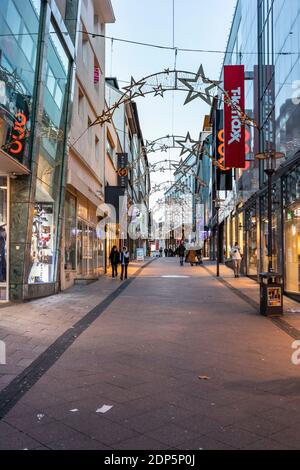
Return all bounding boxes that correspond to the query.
[0,149,30,176]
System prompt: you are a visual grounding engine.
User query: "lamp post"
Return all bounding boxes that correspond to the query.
[255,150,285,317]
[255,150,284,273]
[213,198,223,277]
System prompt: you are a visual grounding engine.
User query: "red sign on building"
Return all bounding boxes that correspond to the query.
[224,65,245,168]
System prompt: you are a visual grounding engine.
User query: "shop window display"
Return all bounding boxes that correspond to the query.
[285,207,300,294]
[28,19,71,286]
[29,203,54,284]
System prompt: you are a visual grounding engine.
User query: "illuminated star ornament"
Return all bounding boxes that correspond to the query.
[176,132,199,157]
[160,144,169,152]
[93,112,113,126]
[145,140,156,153]
[178,65,219,106]
[152,84,165,97]
[123,77,146,99]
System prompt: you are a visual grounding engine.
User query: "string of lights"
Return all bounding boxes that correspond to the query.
[0,30,296,56]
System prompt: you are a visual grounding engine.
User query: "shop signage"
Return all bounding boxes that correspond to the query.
[136,248,144,261]
[105,186,126,222]
[117,153,128,188]
[294,208,300,218]
[216,109,232,191]
[224,65,245,168]
[267,287,282,308]
[9,112,27,156]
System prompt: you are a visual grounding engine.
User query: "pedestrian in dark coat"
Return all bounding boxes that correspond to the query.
[109,245,120,278]
[178,241,186,266]
[120,246,130,280]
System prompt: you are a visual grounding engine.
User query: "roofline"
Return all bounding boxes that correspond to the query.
[95,0,116,24]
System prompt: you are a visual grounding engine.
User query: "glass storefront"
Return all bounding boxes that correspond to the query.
[28,202,54,283]
[77,218,104,278]
[283,165,300,296]
[285,205,300,294]
[29,18,71,285]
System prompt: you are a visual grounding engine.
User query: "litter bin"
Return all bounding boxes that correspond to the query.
[259,272,283,317]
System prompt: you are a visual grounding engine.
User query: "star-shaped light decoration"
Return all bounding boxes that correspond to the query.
[176,132,199,157]
[145,140,156,153]
[122,77,146,100]
[160,144,169,152]
[178,65,219,106]
[152,84,165,97]
[94,112,113,126]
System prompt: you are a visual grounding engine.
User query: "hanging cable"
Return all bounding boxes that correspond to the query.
[0,30,295,56]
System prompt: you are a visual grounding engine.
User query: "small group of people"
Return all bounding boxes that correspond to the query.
[109,246,130,280]
[163,247,176,257]
[177,241,203,266]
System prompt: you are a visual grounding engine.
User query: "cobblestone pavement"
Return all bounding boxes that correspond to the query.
[1,258,300,450]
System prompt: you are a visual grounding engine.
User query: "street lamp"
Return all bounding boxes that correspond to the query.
[255,150,285,317]
[213,198,224,277]
[255,150,284,273]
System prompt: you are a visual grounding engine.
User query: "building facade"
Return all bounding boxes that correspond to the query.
[61,0,115,290]
[0,0,79,301]
[105,78,150,261]
[210,0,300,301]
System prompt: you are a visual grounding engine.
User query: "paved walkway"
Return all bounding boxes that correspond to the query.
[1,258,300,449]
[0,260,152,392]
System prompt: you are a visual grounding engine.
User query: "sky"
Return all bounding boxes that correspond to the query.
[106,0,237,206]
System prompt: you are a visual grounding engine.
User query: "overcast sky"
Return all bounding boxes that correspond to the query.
[106,0,237,203]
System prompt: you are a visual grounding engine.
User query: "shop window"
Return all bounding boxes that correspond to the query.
[64,193,76,270]
[29,19,70,285]
[29,201,54,284]
[106,133,114,160]
[285,207,300,294]
[6,1,21,36]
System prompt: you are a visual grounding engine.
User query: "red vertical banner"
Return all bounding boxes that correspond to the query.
[224,65,245,168]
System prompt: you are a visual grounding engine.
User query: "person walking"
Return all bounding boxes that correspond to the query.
[178,241,186,266]
[159,247,163,257]
[109,245,119,279]
[231,242,242,278]
[120,246,130,280]
[164,248,168,257]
